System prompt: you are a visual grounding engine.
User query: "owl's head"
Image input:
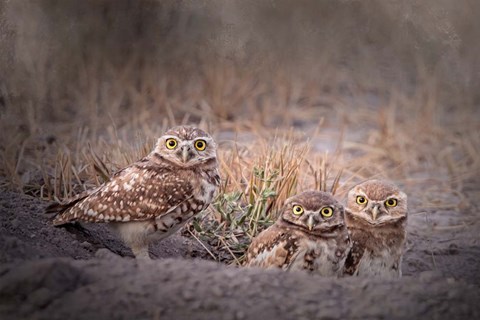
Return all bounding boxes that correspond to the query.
[154,126,217,168]
[346,179,407,225]
[280,191,346,235]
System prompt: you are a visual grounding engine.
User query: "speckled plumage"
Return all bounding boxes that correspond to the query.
[245,191,351,277]
[343,180,407,278]
[46,126,220,259]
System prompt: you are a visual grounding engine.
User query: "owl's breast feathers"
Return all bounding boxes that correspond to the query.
[246,224,351,274]
[46,157,219,225]
[343,218,406,276]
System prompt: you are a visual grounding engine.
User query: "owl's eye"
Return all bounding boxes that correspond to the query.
[321,207,333,217]
[194,139,207,151]
[356,196,367,205]
[165,138,178,149]
[292,205,304,216]
[385,198,398,207]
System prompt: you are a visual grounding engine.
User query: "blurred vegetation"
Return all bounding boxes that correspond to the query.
[1,0,478,125]
[0,0,479,263]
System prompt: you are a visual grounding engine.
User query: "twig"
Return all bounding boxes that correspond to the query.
[187,229,217,261]
[219,236,241,266]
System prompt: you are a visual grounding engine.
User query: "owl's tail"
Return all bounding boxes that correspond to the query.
[45,202,68,216]
[45,196,87,225]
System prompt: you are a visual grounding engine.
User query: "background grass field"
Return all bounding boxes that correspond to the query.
[1,0,479,263]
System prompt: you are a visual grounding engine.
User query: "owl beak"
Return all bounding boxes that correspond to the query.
[181,146,191,163]
[307,215,315,231]
[371,205,379,221]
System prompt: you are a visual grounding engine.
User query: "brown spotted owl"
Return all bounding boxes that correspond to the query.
[245,191,351,277]
[343,179,407,278]
[46,126,220,259]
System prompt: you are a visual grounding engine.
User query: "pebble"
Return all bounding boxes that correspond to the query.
[80,241,92,249]
[448,243,459,255]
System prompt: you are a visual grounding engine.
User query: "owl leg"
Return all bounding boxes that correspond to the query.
[110,221,156,259]
[130,244,151,260]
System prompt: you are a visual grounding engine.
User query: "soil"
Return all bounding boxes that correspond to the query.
[1,185,480,319]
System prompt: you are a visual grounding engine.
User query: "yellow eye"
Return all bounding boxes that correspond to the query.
[194,139,207,151]
[321,207,333,217]
[385,198,398,207]
[292,205,304,216]
[165,138,177,150]
[356,196,367,205]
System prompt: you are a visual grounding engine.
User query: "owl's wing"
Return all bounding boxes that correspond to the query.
[343,239,365,275]
[245,226,299,270]
[49,160,195,225]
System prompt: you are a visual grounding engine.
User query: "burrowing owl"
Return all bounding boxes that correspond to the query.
[343,179,407,278]
[245,191,351,276]
[46,126,220,259]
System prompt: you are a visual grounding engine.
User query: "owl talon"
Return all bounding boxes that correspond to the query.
[131,246,151,260]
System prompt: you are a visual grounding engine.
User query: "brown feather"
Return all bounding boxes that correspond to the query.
[45,125,220,259]
[343,180,408,278]
[245,191,352,276]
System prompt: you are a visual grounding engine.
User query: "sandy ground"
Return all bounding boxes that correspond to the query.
[1,187,480,319]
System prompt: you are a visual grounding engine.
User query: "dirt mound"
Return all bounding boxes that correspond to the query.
[1,257,479,320]
[1,189,480,319]
[0,190,211,262]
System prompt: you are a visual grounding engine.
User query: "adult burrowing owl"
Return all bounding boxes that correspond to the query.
[46,126,220,259]
[343,179,407,278]
[245,191,351,277]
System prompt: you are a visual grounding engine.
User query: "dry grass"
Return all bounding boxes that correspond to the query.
[189,130,344,263]
[2,74,478,264]
[1,1,479,264]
